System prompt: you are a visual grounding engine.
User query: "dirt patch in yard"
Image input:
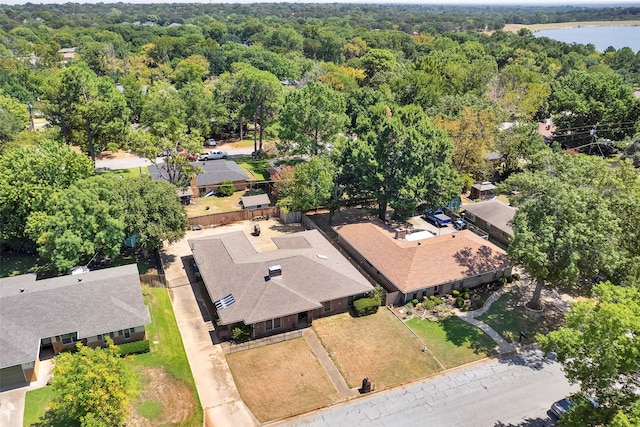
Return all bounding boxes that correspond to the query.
[226,338,340,423]
[127,367,197,426]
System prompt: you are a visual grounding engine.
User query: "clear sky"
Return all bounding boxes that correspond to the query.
[2,0,640,4]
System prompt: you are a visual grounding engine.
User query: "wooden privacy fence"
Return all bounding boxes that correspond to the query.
[139,273,167,288]
[188,207,280,228]
[226,330,302,354]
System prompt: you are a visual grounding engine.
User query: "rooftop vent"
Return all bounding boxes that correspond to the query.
[395,228,407,240]
[268,265,282,278]
[20,288,25,293]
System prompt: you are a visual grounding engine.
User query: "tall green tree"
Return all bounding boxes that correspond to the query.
[50,339,136,427]
[276,156,335,213]
[26,174,126,273]
[337,104,461,221]
[278,81,349,156]
[116,175,187,251]
[229,63,282,155]
[549,70,639,143]
[0,93,29,145]
[538,282,640,427]
[502,152,631,309]
[136,82,203,186]
[41,62,129,162]
[494,122,549,177]
[0,140,93,251]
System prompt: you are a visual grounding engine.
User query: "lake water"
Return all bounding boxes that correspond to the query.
[535,26,640,52]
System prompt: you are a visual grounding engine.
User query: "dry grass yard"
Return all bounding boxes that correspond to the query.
[312,309,443,390]
[184,191,244,217]
[225,338,340,423]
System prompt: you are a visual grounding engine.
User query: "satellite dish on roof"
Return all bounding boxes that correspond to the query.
[68,266,90,275]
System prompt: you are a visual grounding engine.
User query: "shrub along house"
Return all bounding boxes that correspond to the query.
[335,221,512,306]
[0,264,150,389]
[189,229,373,340]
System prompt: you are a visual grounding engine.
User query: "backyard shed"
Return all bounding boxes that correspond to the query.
[241,194,271,210]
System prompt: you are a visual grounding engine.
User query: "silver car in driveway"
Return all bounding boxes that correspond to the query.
[551,398,575,418]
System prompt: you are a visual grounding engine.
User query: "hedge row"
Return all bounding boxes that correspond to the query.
[353,296,380,317]
[117,339,150,356]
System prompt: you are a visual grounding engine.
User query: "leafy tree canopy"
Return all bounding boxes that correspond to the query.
[502,152,636,308]
[50,338,136,427]
[538,282,640,427]
[338,103,461,221]
[278,81,348,156]
[0,139,94,250]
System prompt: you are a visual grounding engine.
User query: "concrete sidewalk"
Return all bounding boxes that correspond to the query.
[454,285,518,355]
[303,329,358,400]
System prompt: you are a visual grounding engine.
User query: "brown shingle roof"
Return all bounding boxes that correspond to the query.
[335,221,510,293]
[189,230,372,325]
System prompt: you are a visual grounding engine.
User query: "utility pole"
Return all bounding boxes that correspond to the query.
[28,103,34,131]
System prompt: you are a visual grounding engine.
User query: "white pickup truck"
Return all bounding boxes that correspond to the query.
[198,150,228,161]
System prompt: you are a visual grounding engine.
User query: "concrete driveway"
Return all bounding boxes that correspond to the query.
[0,359,53,427]
[161,221,305,427]
[0,388,25,427]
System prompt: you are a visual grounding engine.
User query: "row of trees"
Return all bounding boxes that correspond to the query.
[0,140,187,272]
[2,4,640,271]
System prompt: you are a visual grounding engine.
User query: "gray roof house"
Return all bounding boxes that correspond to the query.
[148,160,249,196]
[0,264,150,389]
[462,200,516,246]
[189,229,373,339]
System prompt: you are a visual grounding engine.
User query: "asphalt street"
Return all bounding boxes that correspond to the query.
[94,144,254,170]
[276,349,576,427]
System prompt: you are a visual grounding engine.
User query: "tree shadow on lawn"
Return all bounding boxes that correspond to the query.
[440,316,497,356]
[32,409,80,427]
[478,288,565,346]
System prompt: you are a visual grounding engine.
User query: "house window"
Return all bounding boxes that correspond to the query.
[60,332,78,345]
[412,292,418,301]
[323,301,331,312]
[124,329,132,340]
[265,318,281,331]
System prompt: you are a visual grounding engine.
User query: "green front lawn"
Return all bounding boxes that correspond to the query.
[477,289,565,343]
[96,167,148,179]
[133,287,197,393]
[24,287,202,426]
[23,387,56,427]
[234,158,270,181]
[406,316,497,368]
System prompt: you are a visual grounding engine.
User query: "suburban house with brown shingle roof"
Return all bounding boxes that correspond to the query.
[0,264,150,389]
[335,221,512,306]
[189,229,373,340]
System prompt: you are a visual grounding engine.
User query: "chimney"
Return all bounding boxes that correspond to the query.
[268,265,282,278]
[395,228,407,240]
